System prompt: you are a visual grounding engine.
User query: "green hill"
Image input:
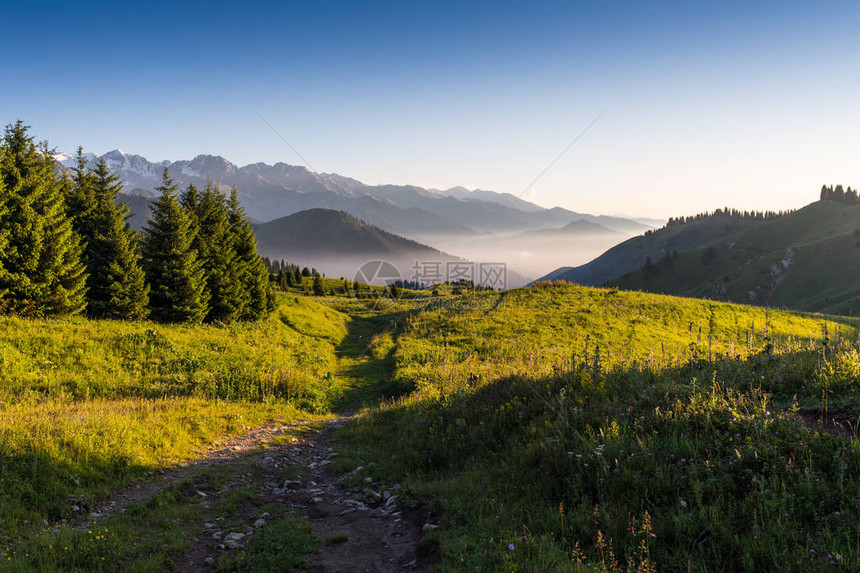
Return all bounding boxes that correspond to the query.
[537,210,771,285]
[389,282,853,398]
[345,282,860,570]
[613,200,860,314]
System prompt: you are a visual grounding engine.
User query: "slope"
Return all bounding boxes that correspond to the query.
[343,282,860,570]
[613,200,860,314]
[537,210,773,285]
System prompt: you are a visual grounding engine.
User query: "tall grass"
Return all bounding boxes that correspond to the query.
[393,283,855,399]
[0,294,349,536]
[343,283,860,571]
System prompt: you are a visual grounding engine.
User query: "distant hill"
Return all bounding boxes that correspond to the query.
[536,210,771,286]
[252,209,467,284]
[611,200,860,314]
[434,186,545,213]
[516,218,619,239]
[253,208,450,259]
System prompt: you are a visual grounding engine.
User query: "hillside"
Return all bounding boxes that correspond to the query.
[537,210,773,285]
[613,200,860,314]
[7,277,860,570]
[252,208,461,283]
[344,282,860,570]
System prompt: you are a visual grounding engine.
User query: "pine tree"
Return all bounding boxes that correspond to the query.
[67,147,99,243]
[179,183,201,242]
[226,189,275,320]
[313,275,325,296]
[191,183,243,322]
[81,158,149,320]
[0,121,87,316]
[141,169,208,323]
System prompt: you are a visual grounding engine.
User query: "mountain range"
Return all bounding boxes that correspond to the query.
[54,150,658,284]
[54,150,653,239]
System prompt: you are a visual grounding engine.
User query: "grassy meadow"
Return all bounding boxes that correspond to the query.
[391,282,855,400]
[3,278,860,571]
[343,282,860,571]
[0,294,350,541]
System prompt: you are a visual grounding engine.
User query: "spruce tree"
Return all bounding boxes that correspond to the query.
[0,121,87,316]
[226,188,275,319]
[313,275,324,296]
[67,147,98,243]
[81,158,149,320]
[141,169,208,323]
[179,183,201,242]
[190,183,243,322]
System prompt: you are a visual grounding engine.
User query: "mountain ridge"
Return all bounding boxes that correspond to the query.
[54,150,653,239]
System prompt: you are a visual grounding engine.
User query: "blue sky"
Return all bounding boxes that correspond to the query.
[2,0,858,218]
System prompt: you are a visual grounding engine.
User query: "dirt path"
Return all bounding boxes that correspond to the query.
[62,311,431,571]
[66,421,309,531]
[170,415,430,572]
[49,412,429,572]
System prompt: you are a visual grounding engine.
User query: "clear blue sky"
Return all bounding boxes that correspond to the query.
[2,0,858,218]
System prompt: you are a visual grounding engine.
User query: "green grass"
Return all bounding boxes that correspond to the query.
[342,282,860,571]
[0,294,349,405]
[7,275,860,571]
[216,508,317,572]
[0,293,350,539]
[392,282,855,400]
[1,474,318,572]
[614,201,860,314]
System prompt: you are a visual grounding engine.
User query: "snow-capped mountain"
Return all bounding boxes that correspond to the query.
[53,149,654,242]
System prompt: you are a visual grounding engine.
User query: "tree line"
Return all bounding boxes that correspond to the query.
[0,120,273,323]
[820,184,859,205]
[661,207,791,231]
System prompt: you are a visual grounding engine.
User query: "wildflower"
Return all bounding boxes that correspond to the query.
[835,511,840,517]
[508,543,515,550]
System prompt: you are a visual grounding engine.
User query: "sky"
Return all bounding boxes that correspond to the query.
[2,0,859,219]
